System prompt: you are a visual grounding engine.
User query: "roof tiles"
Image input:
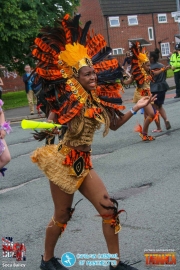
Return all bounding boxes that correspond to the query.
[99,0,177,16]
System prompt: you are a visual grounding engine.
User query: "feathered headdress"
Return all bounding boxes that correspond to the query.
[31,14,125,124]
[130,42,152,85]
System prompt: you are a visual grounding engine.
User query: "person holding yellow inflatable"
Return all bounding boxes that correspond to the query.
[28,14,156,270]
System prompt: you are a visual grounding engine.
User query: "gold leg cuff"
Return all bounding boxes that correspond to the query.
[103,217,121,234]
[52,216,67,232]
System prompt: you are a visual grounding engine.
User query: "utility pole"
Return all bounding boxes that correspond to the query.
[177,0,180,10]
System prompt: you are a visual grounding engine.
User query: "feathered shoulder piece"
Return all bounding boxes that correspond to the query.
[130,42,153,85]
[31,14,125,124]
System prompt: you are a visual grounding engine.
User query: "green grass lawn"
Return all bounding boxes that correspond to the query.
[167,69,174,78]
[2,91,28,110]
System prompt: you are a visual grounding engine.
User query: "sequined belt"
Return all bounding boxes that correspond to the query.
[57,144,92,177]
[139,88,151,97]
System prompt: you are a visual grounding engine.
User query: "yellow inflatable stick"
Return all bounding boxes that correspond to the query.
[21,119,62,130]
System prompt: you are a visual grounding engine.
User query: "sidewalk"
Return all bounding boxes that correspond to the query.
[4,77,176,122]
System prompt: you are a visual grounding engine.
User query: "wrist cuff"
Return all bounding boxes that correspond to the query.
[0,122,12,134]
[130,108,137,115]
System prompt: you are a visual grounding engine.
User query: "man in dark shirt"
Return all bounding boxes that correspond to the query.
[22,65,37,115]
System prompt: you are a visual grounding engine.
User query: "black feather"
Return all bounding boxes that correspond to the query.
[92,47,112,63]
[80,21,91,45]
[99,96,123,105]
[97,66,124,83]
[32,130,55,141]
[71,14,81,43]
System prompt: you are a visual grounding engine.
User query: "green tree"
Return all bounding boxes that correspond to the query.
[0,0,80,74]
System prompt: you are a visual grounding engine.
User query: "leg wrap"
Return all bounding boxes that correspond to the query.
[103,216,121,234]
[51,216,67,237]
[52,217,67,231]
[147,116,153,123]
[148,111,160,123]
[50,199,83,237]
[100,198,126,234]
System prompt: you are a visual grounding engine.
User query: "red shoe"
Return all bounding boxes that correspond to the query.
[139,133,149,141]
[139,133,155,141]
[147,135,155,141]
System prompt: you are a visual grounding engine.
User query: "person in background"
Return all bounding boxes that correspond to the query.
[150,49,171,132]
[170,44,180,98]
[22,65,37,114]
[125,43,168,141]
[167,52,172,65]
[0,77,4,99]
[122,51,132,77]
[0,99,11,176]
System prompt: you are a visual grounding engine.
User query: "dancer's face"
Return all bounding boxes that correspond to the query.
[77,66,97,92]
[143,61,150,72]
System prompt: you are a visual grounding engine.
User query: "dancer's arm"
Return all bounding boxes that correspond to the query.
[0,111,7,139]
[0,108,5,124]
[109,95,157,130]
[152,66,170,76]
[121,75,134,85]
[47,112,56,122]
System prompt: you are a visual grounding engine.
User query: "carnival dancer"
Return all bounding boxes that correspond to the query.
[0,100,11,176]
[30,14,156,270]
[122,51,132,77]
[150,49,171,132]
[125,43,168,141]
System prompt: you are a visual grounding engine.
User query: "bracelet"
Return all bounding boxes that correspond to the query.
[0,122,12,134]
[130,107,137,115]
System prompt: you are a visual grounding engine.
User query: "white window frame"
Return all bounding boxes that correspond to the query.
[148,27,154,40]
[174,16,178,22]
[174,15,180,22]
[158,14,167,23]
[128,15,138,26]
[109,17,120,27]
[112,48,124,55]
[161,42,170,56]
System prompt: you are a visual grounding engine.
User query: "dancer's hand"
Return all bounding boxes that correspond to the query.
[165,65,171,70]
[0,129,6,139]
[135,94,157,110]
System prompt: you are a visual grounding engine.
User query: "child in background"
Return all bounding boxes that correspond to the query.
[0,100,11,176]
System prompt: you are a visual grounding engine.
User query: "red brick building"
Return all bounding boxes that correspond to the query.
[0,68,24,92]
[78,0,179,64]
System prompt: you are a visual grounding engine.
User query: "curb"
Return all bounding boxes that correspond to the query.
[7,114,46,123]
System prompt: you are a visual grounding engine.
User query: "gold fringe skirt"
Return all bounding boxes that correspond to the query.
[133,87,142,103]
[31,143,90,194]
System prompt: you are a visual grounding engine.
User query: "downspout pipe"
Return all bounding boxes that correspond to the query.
[152,13,157,49]
[105,16,110,47]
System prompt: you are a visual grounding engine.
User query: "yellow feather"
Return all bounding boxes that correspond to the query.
[138,53,149,63]
[60,43,89,66]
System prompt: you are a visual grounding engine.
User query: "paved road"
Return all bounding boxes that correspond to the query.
[1,97,180,270]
